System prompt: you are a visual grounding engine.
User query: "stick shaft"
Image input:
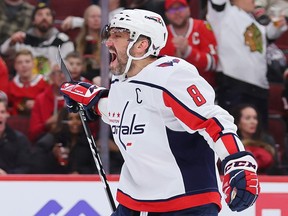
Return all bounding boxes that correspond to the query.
[79,107,116,211]
[57,47,116,212]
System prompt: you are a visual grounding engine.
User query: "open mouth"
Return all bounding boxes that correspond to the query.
[110,52,117,63]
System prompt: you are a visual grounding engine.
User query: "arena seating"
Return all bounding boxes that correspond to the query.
[268,82,286,116]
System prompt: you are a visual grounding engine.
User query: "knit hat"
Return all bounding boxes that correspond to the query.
[31,2,54,21]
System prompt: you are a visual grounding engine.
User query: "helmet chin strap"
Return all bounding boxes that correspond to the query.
[123,41,152,76]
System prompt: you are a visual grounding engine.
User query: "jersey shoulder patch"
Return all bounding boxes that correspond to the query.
[157,58,180,67]
[204,21,213,31]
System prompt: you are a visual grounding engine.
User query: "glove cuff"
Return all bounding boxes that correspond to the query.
[85,89,109,110]
[222,151,257,175]
[85,107,99,121]
[85,90,109,121]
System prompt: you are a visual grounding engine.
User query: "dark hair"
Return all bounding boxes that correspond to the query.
[52,108,85,146]
[120,0,127,8]
[230,103,263,140]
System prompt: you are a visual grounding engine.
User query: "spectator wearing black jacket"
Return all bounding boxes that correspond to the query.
[0,91,32,174]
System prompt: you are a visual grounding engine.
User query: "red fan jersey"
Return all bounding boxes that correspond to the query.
[8,74,48,115]
[160,18,218,87]
[0,57,9,94]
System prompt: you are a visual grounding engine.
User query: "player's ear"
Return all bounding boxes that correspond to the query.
[134,37,150,54]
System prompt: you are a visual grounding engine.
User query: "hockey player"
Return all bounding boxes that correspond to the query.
[60,9,260,216]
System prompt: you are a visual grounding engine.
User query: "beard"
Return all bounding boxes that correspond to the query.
[171,15,189,29]
[109,49,129,76]
[109,56,128,75]
[35,21,53,33]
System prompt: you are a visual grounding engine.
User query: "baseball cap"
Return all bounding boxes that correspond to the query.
[32,2,54,21]
[165,0,188,10]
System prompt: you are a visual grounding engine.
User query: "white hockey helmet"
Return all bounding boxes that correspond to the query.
[108,9,167,57]
[102,9,168,74]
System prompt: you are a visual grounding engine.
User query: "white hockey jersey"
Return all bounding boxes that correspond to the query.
[99,56,245,212]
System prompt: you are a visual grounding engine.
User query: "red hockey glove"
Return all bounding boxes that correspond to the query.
[60,82,109,119]
[222,152,260,212]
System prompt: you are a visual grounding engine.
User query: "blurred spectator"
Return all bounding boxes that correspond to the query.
[74,5,102,83]
[0,57,9,94]
[254,0,288,25]
[0,90,32,174]
[207,0,287,127]
[231,104,277,174]
[28,65,66,143]
[64,51,92,83]
[160,0,218,87]
[31,108,97,174]
[61,0,127,31]
[266,42,287,82]
[0,2,74,77]
[8,49,48,116]
[0,0,34,45]
[281,68,288,109]
[128,0,166,23]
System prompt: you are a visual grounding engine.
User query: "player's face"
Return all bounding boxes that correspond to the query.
[67,112,82,135]
[33,8,54,33]
[66,57,83,80]
[14,54,34,79]
[165,4,190,28]
[238,107,258,137]
[105,28,130,75]
[0,102,8,134]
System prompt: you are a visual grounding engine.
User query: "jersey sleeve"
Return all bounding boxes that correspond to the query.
[28,97,46,142]
[0,58,9,94]
[184,21,218,72]
[97,98,109,124]
[163,62,245,160]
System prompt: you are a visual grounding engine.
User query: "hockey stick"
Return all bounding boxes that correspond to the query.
[57,47,117,212]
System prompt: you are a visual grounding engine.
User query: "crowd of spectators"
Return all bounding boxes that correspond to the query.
[0,0,288,175]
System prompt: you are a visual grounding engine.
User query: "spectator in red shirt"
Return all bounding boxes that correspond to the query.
[8,49,48,116]
[28,65,66,143]
[160,0,218,87]
[0,57,9,94]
